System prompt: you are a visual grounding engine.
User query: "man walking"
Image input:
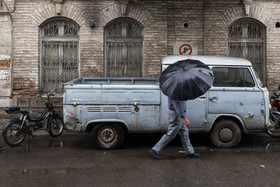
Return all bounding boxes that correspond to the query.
[150,97,199,160]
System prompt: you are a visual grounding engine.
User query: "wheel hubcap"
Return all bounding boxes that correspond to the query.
[98,127,117,145]
[219,128,233,142]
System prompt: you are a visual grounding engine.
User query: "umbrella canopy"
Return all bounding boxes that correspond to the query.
[160,59,214,100]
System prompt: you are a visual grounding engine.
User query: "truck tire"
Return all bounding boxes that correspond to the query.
[91,123,125,150]
[210,120,241,148]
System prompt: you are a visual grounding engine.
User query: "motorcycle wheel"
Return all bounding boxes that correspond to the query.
[2,120,27,146]
[48,115,64,137]
[267,112,280,138]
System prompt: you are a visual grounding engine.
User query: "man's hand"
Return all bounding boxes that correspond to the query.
[182,117,190,127]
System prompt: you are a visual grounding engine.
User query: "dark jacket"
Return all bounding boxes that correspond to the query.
[168,97,186,118]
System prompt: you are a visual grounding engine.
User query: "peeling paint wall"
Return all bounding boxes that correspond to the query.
[0,15,12,97]
[12,77,38,95]
[0,13,13,126]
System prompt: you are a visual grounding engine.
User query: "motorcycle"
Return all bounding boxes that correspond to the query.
[267,87,280,138]
[270,91,280,112]
[2,90,64,146]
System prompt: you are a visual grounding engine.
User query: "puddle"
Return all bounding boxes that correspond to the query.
[265,142,280,152]
[2,132,280,154]
[173,133,280,154]
[0,132,92,153]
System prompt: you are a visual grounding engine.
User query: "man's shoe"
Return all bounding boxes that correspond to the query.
[0,146,3,151]
[150,149,162,160]
[186,153,200,158]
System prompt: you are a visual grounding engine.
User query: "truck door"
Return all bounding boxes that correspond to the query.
[208,67,265,129]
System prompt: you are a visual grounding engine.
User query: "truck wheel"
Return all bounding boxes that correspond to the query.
[91,123,125,150]
[210,120,241,148]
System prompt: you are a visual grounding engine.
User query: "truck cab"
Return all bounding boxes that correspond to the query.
[162,55,270,147]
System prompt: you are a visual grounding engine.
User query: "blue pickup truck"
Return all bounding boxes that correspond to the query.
[63,55,270,149]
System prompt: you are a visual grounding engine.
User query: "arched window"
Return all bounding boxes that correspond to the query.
[40,18,79,93]
[105,18,143,77]
[228,19,266,82]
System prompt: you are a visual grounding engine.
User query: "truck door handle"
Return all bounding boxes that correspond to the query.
[209,97,218,102]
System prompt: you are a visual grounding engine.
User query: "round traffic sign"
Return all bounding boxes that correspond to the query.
[179,44,192,55]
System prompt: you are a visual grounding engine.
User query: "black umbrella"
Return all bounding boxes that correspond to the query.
[160,59,214,100]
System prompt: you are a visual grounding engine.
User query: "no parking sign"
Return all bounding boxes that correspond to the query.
[179,44,192,55]
[173,41,198,55]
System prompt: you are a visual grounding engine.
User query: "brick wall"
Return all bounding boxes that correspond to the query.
[1,0,280,107]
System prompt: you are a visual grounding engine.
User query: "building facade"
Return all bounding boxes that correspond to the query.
[0,0,279,122]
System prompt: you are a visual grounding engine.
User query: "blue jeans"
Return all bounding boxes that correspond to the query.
[152,110,194,154]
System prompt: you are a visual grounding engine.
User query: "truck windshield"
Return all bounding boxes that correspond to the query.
[252,68,264,88]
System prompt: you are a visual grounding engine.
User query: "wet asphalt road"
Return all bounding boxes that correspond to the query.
[1,131,280,187]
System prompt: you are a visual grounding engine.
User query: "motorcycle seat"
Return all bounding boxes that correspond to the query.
[5,107,20,114]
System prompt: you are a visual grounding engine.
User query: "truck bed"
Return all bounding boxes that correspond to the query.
[63,77,161,105]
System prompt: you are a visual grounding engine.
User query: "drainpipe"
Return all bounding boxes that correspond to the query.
[203,0,206,54]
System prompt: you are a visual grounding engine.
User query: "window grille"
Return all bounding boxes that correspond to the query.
[228,19,266,82]
[40,18,79,93]
[105,18,143,77]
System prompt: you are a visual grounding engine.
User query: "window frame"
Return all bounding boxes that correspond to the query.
[104,18,144,77]
[39,17,80,93]
[228,18,266,83]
